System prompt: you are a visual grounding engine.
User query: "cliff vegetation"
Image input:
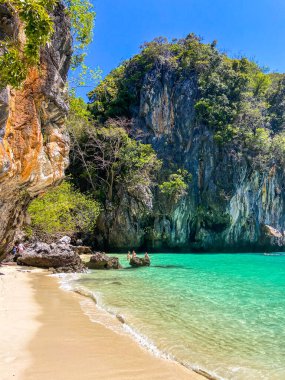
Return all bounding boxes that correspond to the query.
[28,33,285,252]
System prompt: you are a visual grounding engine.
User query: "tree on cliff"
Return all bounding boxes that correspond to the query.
[87,34,285,168]
[28,181,100,238]
[0,0,95,88]
[67,103,162,205]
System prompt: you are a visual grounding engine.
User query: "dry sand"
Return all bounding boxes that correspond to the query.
[0,265,204,380]
[0,266,41,380]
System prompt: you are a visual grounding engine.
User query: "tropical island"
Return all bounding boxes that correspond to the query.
[1,1,285,379]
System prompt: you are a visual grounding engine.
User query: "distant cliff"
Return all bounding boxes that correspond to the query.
[0,3,71,258]
[88,35,285,252]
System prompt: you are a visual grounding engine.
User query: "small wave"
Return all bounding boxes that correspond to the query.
[50,272,81,291]
[57,275,226,380]
[191,366,225,380]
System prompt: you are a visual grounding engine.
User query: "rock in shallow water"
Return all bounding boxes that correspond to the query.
[129,256,150,267]
[17,241,84,273]
[87,252,121,270]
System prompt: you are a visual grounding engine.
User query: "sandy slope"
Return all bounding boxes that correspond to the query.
[0,265,203,380]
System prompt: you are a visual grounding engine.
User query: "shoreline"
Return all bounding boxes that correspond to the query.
[0,266,204,380]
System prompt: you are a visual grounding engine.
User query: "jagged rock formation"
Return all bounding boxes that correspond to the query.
[129,256,150,267]
[0,4,71,258]
[17,241,85,273]
[87,252,121,269]
[129,64,285,251]
[90,40,285,252]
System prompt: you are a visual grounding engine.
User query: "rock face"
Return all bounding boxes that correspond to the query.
[74,246,93,255]
[87,252,121,270]
[0,4,71,259]
[17,241,84,273]
[129,256,150,267]
[96,61,285,252]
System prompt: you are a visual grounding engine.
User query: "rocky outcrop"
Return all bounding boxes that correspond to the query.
[17,241,85,273]
[95,61,285,252]
[74,246,94,255]
[0,4,71,259]
[129,256,150,267]
[87,252,121,269]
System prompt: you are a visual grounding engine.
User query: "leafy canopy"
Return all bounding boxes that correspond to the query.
[28,181,100,235]
[0,0,95,88]
[159,169,191,203]
[0,0,56,87]
[88,33,285,167]
[68,117,162,204]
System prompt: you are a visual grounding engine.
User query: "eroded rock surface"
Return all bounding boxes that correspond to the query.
[74,246,93,255]
[87,252,121,270]
[96,61,285,252]
[17,241,84,273]
[129,256,150,267]
[0,4,71,258]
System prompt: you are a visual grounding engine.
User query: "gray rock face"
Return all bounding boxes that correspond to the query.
[87,252,121,270]
[96,61,285,252]
[17,241,84,273]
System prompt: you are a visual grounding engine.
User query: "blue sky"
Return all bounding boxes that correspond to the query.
[78,0,285,98]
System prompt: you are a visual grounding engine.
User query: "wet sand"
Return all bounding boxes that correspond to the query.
[0,266,204,380]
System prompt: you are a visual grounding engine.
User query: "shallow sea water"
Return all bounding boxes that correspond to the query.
[61,253,285,380]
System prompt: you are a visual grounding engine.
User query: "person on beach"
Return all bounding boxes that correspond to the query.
[144,252,149,259]
[127,251,131,261]
[132,250,136,258]
[12,245,18,256]
[17,242,25,255]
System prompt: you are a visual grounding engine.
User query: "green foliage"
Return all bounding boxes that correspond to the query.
[196,205,231,233]
[28,181,100,235]
[271,132,285,166]
[88,65,128,119]
[195,57,271,135]
[0,47,28,88]
[69,92,91,121]
[244,127,271,153]
[88,36,193,120]
[0,0,95,88]
[64,0,95,67]
[63,0,97,86]
[67,92,92,150]
[16,0,56,64]
[117,134,162,192]
[159,169,191,203]
[267,74,285,132]
[0,0,56,87]
[67,110,162,204]
[88,34,284,164]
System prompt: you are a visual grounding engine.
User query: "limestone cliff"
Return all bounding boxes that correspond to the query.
[0,4,71,258]
[130,64,285,251]
[90,40,285,252]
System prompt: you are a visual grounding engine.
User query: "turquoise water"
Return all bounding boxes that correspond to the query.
[66,254,285,379]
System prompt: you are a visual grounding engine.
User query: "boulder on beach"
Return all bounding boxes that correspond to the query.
[17,241,85,273]
[58,236,72,245]
[87,252,121,270]
[74,246,93,255]
[129,256,150,267]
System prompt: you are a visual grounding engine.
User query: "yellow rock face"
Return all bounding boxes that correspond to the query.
[0,4,71,257]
